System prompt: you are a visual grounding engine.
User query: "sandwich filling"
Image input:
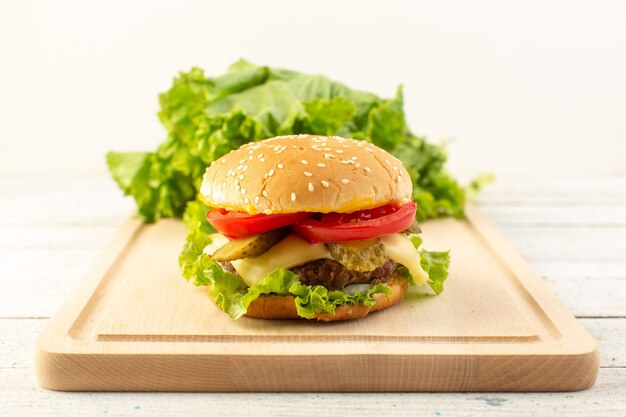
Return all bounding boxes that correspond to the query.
[180,202,450,319]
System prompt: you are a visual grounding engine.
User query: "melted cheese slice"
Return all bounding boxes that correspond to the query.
[230,234,332,287]
[203,232,428,288]
[380,233,429,285]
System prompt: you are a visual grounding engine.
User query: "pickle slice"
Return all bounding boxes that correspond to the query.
[326,238,390,272]
[210,228,289,261]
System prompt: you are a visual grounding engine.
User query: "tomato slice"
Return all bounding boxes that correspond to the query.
[206,209,310,239]
[292,202,417,243]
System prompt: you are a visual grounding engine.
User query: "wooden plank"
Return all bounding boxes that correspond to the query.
[497,226,626,262]
[476,176,626,203]
[542,277,625,318]
[479,204,626,226]
[0,319,47,368]
[0,367,624,417]
[0,225,119,249]
[579,319,626,368]
[34,209,599,392]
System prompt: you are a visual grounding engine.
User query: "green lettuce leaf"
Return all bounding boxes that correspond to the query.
[185,260,393,320]
[408,235,451,294]
[107,59,474,223]
[192,255,249,318]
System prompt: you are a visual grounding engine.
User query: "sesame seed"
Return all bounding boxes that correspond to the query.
[254,195,260,204]
[304,171,313,177]
[385,159,391,165]
[308,183,314,192]
[341,160,351,165]
[336,149,344,154]
[263,209,272,214]
[259,158,265,162]
[291,192,297,202]
[301,160,309,165]
[222,183,226,189]
[317,163,326,168]
[243,165,248,172]
[342,145,349,148]
[392,166,398,171]
[239,174,245,180]
[257,153,264,159]
[355,163,361,168]
[268,168,275,177]
[351,156,357,160]
[262,190,269,197]
[364,167,372,172]
[324,148,332,151]
[234,183,240,190]
[248,156,253,160]
[321,180,330,188]
[241,188,246,195]
[365,148,373,152]
[244,197,250,204]
[341,178,350,185]
[277,163,284,169]
[239,158,247,164]
[248,149,254,154]
[324,153,336,159]
[221,159,227,164]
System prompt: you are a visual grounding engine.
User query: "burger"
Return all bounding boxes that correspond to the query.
[182,134,450,321]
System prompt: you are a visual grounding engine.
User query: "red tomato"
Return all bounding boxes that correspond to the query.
[292,202,417,243]
[206,209,310,239]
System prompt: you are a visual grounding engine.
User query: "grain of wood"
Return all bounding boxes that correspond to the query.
[541,277,626,318]
[479,204,626,226]
[0,368,624,417]
[497,227,626,262]
[579,319,626,368]
[476,176,626,203]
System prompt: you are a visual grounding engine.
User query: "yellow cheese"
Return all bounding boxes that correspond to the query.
[230,234,332,287]
[204,231,427,288]
[380,233,429,285]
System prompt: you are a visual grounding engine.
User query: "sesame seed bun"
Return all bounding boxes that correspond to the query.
[200,135,413,214]
[244,275,407,321]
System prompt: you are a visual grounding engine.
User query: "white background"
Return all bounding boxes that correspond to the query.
[1,0,625,177]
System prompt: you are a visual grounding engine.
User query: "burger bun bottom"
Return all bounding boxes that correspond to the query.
[244,275,408,321]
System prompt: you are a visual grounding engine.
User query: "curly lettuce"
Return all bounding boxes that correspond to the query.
[186,256,393,319]
[107,59,468,222]
[408,235,451,294]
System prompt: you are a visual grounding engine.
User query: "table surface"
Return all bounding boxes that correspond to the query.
[0,174,624,416]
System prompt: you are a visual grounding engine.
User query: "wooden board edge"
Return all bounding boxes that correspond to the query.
[34,349,600,392]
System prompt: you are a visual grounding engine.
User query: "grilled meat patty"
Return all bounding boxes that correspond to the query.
[220,259,398,290]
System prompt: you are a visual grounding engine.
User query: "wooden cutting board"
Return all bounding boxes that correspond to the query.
[35,205,598,392]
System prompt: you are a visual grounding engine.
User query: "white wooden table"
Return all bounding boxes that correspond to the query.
[0,175,624,416]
